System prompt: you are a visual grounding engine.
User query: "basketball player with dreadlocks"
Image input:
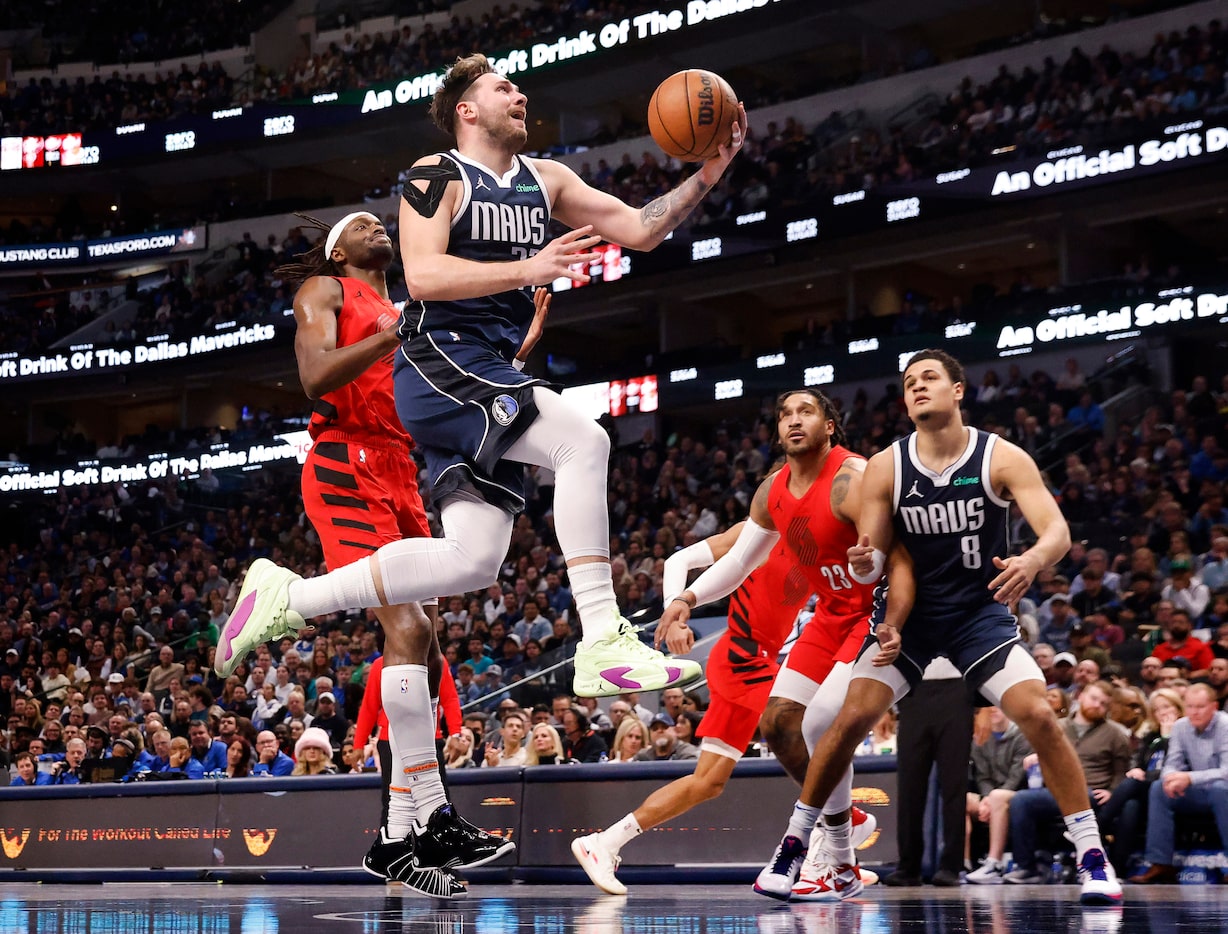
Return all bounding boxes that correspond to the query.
[572,389,912,898]
[277,211,547,897]
[217,53,748,710]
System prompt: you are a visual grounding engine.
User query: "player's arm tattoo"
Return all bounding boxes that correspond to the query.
[831,472,851,509]
[638,171,713,236]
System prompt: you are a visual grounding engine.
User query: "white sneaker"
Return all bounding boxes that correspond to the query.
[754,834,807,900]
[215,558,306,677]
[966,859,1005,885]
[573,617,703,697]
[791,857,864,902]
[571,834,627,895]
[1077,848,1123,905]
[850,807,877,850]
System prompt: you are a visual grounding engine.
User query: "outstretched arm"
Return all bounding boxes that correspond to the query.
[293,276,399,400]
[656,473,779,653]
[538,105,747,251]
[988,440,1071,605]
[661,520,746,605]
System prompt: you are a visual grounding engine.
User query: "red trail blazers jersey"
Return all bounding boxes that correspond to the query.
[309,277,410,445]
[767,446,875,618]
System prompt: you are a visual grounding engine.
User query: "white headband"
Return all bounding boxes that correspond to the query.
[324,212,372,260]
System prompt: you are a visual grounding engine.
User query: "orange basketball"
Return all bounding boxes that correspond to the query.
[647,69,738,162]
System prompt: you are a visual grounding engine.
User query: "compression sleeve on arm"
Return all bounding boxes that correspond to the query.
[662,540,716,605]
[685,520,779,609]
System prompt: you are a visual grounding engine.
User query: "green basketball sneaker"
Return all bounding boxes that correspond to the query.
[572,616,702,697]
[214,558,306,677]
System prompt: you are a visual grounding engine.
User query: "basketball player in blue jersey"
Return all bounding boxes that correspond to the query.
[786,349,1122,906]
[219,56,746,703]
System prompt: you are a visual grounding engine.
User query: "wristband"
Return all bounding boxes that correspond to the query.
[849,547,886,585]
[670,595,694,608]
[512,357,526,371]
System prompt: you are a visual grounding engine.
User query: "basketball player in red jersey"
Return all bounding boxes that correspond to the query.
[653,389,912,901]
[571,526,807,894]
[281,212,543,896]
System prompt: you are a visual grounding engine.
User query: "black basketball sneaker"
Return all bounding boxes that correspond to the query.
[412,804,516,870]
[376,829,468,899]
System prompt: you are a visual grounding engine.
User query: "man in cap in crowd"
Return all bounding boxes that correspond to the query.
[634,717,699,762]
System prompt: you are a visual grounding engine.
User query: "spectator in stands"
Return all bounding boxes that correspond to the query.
[186,720,227,777]
[634,717,699,762]
[1129,684,1228,884]
[1151,609,1214,678]
[50,738,86,785]
[608,717,648,763]
[224,737,252,779]
[525,722,566,766]
[145,645,184,697]
[482,711,528,768]
[966,706,1034,883]
[442,727,478,770]
[1099,687,1183,873]
[292,727,338,776]
[1161,558,1211,621]
[10,751,51,786]
[310,692,348,748]
[251,730,294,777]
[561,707,608,764]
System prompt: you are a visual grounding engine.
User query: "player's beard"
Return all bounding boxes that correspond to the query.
[782,434,825,457]
[482,112,528,151]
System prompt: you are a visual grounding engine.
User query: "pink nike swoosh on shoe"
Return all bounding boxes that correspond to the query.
[220,590,258,661]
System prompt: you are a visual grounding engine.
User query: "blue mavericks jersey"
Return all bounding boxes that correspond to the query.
[399,150,550,360]
[891,428,1011,618]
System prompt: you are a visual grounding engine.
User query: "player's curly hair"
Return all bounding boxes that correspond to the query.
[272,213,344,286]
[902,349,966,388]
[774,389,848,448]
[430,53,494,137]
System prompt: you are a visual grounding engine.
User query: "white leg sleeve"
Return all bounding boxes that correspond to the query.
[802,661,855,815]
[376,497,512,606]
[504,386,611,561]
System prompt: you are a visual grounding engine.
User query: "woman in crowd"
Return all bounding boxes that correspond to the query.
[292,727,337,776]
[225,737,253,778]
[1098,688,1184,873]
[672,710,701,748]
[443,727,478,770]
[525,722,566,766]
[608,717,647,763]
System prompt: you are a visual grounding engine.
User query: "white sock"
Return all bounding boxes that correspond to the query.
[785,800,821,841]
[1063,809,1104,861]
[598,813,642,854]
[289,559,379,620]
[822,813,854,864]
[569,562,618,642]
[383,664,448,836]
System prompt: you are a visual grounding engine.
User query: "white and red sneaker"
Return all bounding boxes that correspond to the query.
[850,807,877,851]
[791,857,864,902]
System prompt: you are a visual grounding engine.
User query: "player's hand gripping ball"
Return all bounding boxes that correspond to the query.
[648,69,739,162]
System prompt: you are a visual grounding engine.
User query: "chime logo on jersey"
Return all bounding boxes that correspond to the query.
[492,394,519,426]
[899,497,986,535]
[470,202,546,245]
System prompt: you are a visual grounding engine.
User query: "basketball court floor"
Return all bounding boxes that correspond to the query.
[0,882,1219,932]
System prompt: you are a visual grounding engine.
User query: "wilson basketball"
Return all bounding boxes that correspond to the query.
[647,70,738,162]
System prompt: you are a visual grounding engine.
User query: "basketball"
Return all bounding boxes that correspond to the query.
[647,69,739,162]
